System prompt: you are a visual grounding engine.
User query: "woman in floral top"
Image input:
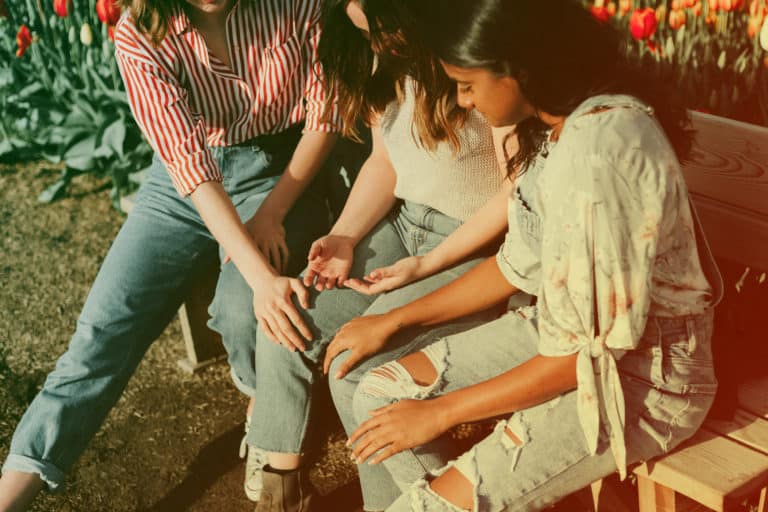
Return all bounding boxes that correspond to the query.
[321,0,724,510]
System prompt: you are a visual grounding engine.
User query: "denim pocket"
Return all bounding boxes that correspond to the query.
[651,315,718,396]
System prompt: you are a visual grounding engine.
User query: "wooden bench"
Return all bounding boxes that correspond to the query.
[622,112,768,512]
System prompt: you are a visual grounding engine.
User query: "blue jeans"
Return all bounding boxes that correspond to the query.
[2,128,330,490]
[351,308,717,512]
[243,202,501,510]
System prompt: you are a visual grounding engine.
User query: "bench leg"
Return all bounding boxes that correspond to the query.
[637,475,678,512]
[176,260,226,374]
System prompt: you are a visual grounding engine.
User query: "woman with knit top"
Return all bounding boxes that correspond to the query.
[237,1,520,510]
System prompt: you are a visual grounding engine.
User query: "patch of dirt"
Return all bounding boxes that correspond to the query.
[0,162,357,512]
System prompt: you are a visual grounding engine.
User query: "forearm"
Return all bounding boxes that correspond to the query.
[191,181,275,288]
[420,181,512,277]
[388,256,517,329]
[258,130,338,221]
[328,155,398,244]
[437,354,578,428]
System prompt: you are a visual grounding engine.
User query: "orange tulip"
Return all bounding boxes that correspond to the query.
[683,0,698,6]
[719,0,744,11]
[619,0,632,15]
[692,2,703,15]
[749,0,768,17]
[16,25,32,57]
[708,0,720,10]
[669,8,687,28]
[748,15,762,37]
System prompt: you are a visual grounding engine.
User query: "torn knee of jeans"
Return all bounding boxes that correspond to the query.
[359,340,448,400]
[408,477,474,512]
[496,414,529,472]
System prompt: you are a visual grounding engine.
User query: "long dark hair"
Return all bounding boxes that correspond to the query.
[414,0,693,175]
[318,0,467,150]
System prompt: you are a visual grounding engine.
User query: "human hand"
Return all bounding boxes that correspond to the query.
[343,256,426,295]
[252,275,312,352]
[322,314,399,378]
[224,209,289,274]
[347,399,450,464]
[303,235,356,291]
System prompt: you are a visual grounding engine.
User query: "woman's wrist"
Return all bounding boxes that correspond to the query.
[431,394,461,432]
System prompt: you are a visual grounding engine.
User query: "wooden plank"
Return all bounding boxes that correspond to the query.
[685,112,768,218]
[634,429,768,512]
[705,409,768,456]
[738,377,768,420]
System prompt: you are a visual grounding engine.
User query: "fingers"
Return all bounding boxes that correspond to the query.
[307,240,323,261]
[343,278,375,295]
[290,279,311,310]
[323,337,347,375]
[271,309,306,352]
[334,349,365,380]
[303,266,319,287]
[259,316,281,345]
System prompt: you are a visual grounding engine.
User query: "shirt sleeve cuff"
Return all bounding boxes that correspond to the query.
[496,248,539,295]
[166,149,223,197]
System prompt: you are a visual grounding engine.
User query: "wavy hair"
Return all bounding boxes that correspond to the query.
[414,0,694,175]
[319,0,467,150]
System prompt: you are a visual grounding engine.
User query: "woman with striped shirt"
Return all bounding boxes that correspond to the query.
[0,1,339,510]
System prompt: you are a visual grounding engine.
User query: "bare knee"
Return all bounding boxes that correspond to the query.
[428,467,473,511]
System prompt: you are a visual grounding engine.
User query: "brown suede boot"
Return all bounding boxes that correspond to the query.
[254,467,314,512]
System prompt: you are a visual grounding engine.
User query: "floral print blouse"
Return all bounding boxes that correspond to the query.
[496,94,717,477]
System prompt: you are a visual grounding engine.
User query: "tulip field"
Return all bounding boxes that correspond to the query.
[1,0,767,205]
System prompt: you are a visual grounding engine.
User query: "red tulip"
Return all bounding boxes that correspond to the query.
[591,5,612,22]
[683,0,698,6]
[16,25,32,57]
[53,0,70,17]
[749,0,768,17]
[708,0,720,10]
[629,8,658,40]
[96,0,121,25]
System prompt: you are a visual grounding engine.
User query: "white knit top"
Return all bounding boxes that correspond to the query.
[380,78,505,221]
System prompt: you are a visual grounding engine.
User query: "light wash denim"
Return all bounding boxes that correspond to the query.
[242,201,500,510]
[351,308,717,512]
[1,127,331,491]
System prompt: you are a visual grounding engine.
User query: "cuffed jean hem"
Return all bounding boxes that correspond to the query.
[230,367,258,397]
[2,454,66,492]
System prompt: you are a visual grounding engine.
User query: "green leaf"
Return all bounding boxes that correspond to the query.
[63,135,97,171]
[101,118,127,158]
[38,178,70,203]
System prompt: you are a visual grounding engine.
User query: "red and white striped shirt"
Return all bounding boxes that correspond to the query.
[114,0,339,196]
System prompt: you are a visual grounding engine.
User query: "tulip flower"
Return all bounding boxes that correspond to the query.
[669,8,687,28]
[53,0,70,17]
[630,8,658,39]
[80,22,94,45]
[16,25,32,57]
[719,0,744,10]
[96,0,121,25]
[750,0,768,17]
[591,5,612,22]
[619,0,632,15]
[683,0,698,7]
[708,0,720,11]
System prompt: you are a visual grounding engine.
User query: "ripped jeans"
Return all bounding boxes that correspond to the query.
[352,307,717,511]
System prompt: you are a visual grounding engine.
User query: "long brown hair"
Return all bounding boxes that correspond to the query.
[118,0,184,47]
[319,0,467,151]
[416,0,694,176]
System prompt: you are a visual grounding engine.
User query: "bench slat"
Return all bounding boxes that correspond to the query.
[705,409,768,456]
[634,428,768,512]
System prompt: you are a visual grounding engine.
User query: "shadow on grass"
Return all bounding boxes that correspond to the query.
[140,422,362,512]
